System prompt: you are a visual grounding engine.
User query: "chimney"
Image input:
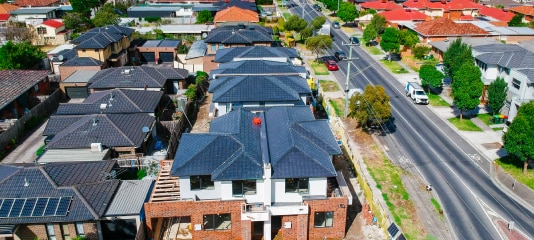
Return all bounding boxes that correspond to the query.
[441,0,446,4]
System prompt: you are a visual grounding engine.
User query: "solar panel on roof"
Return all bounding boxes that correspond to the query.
[8,199,25,217]
[0,199,13,218]
[55,197,71,216]
[32,198,48,217]
[20,198,36,217]
[43,198,59,216]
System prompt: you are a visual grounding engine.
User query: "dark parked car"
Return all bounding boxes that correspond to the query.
[334,51,346,60]
[349,36,360,46]
[332,21,341,29]
[313,4,322,11]
[324,59,339,71]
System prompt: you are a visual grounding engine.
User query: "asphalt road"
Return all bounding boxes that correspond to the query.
[290,4,534,239]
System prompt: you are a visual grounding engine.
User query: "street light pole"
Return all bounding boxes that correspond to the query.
[342,42,359,117]
[302,0,305,16]
[337,0,340,16]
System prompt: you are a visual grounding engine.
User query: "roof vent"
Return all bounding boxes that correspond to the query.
[109,92,114,101]
[124,69,131,74]
[24,178,29,187]
[92,118,98,126]
[253,117,262,125]
[100,103,107,110]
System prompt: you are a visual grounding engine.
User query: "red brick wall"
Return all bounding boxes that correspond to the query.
[203,55,218,73]
[14,222,98,240]
[58,65,104,81]
[305,197,348,240]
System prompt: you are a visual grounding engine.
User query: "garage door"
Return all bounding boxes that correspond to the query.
[159,52,175,62]
[140,52,156,63]
[66,87,89,99]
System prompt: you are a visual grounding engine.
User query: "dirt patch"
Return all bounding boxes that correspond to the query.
[482,142,502,150]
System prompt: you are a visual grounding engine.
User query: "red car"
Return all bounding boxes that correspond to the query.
[324,60,339,71]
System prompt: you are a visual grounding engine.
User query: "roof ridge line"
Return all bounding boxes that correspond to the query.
[72,186,100,219]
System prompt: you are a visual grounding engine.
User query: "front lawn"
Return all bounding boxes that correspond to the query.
[309,60,330,75]
[363,45,382,55]
[328,98,345,117]
[320,80,340,92]
[495,155,534,190]
[427,93,450,107]
[380,60,409,74]
[447,117,483,131]
[477,113,492,125]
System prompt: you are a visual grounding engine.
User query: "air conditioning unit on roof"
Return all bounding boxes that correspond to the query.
[91,143,102,152]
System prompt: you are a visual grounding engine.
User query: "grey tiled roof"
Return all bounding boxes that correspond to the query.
[51,48,77,63]
[209,75,310,103]
[43,116,84,136]
[473,44,526,53]
[61,57,103,67]
[44,161,117,187]
[517,69,534,83]
[45,114,155,149]
[0,70,51,109]
[185,41,207,60]
[104,180,153,216]
[210,60,306,77]
[55,89,163,115]
[214,46,299,63]
[72,26,134,49]
[204,24,273,44]
[88,66,187,90]
[77,180,120,216]
[171,106,340,180]
[475,49,534,68]
[216,0,257,11]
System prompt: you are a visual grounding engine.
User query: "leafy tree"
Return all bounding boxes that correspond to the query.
[92,4,120,27]
[443,38,473,80]
[337,2,358,23]
[399,29,419,48]
[63,12,92,33]
[348,84,391,128]
[305,35,333,60]
[0,41,46,70]
[370,14,386,34]
[503,101,534,174]
[114,2,130,16]
[70,0,100,14]
[185,84,197,101]
[145,17,162,23]
[496,4,504,9]
[419,64,444,90]
[284,15,307,32]
[300,26,314,40]
[412,45,430,59]
[509,14,525,27]
[380,27,400,53]
[362,25,377,45]
[319,0,338,11]
[311,16,326,30]
[4,22,36,43]
[487,77,507,115]
[451,62,483,121]
[277,17,286,32]
[196,10,213,23]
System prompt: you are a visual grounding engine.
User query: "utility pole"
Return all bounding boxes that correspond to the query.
[302,0,305,16]
[342,42,359,117]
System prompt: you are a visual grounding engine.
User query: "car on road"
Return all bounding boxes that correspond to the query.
[334,51,346,60]
[349,36,360,46]
[324,59,339,71]
[313,4,322,11]
[332,21,341,29]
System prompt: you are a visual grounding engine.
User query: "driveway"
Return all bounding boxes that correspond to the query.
[1,119,48,164]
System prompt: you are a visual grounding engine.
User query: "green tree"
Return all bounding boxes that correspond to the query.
[197,10,213,23]
[451,62,483,121]
[503,101,534,174]
[277,17,286,32]
[348,84,391,128]
[337,2,358,23]
[509,14,525,27]
[0,41,46,70]
[185,84,197,101]
[63,12,92,32]
[311,16,326,30]
[284,15,307,32]
[70,0,100,14]
[487,77,508,115]
[419,64,444,90]
[370,14,386,34]
[92,4,120,27]
[443,38,473,80]
[399,29,419,48]
[305,35,333,60]
[380,27,400,53]
[362,25,377,45]
[412,45,430,59]
[300,26,314,40]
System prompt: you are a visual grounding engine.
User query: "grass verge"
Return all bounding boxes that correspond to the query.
[320,80,340,92]
[427,93,450,107]
[380,60,409,74]
[447,117,483,131]
[309,60,329,75]
[328,98,344,117]
[283,12,292,20]
[430,198,443,216]
[477,113,492,125]
[362,45,382,55]
[366,145,423,239]
[495,155,534,190]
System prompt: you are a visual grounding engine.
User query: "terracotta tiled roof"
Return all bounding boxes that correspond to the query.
[459,15,474,20]
[0,14,9,21]
[42,19,63,28]
[214,6,259,22]
[403,0,481,11]
[479,6,514,22]
[13,0,59,7]
[0,3,20,14]
[403,0,427,9]
[508,5,534,16]
[415,17,488,36]
[379,8,427,21]
[360,1,402,10]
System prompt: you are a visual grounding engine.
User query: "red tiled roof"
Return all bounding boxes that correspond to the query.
[13,0,59,7]
[42,19,63,28]
[508,5,534,16]
[214,6,259,22]
[379,8,427,21]
[0,14,9,21]
[0,3,20,14]
[415,17,488,35]
[360,1,402,10]
[459,15,473,20]
[403,0,482,11]
[479,6,514,22]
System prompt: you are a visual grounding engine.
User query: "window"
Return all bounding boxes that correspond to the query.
[61,224,71,240]
[285,178,309,194]
[219,44,224,49]
[211,45,216,52]
[37,27,47,35]
[232,180,256,196]
[190,175,214,190]
[504,67,510,75]
[512,79,521,90]
[203,213,231,230]
[314,211,334,228]
[46,223,57,240]
[75,222,85,237]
